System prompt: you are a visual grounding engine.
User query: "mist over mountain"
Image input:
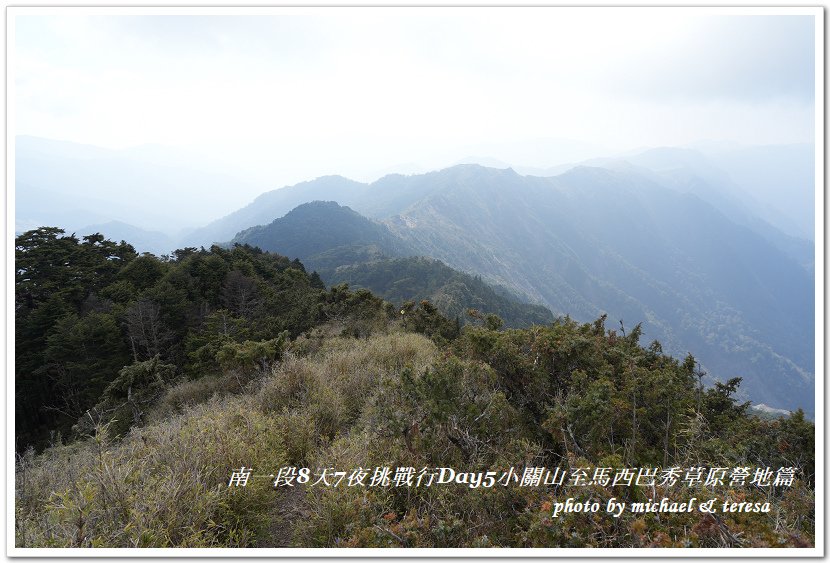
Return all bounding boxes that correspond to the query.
[328,256,555,329]
[619,145,815,251]
[229,201,553,328]
[17,134,813,254]
[16,182,116,234]
[15,136,264,236]
[385,165,813,413]
[531,144,815,246]
[701,143,815,241]
[192,180,370,248]
[13,11,818,549]
[213,164,814,414]
[560,149,814,272]
[73,221,176,257]
[14,136,815,413]
[230,200,412,267]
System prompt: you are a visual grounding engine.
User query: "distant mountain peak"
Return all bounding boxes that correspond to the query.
[289,200,354,213]
[230,199,409,264]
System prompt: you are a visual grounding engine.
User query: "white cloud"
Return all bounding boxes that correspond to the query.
[12,8,817,190]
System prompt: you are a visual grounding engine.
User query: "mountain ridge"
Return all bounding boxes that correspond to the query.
[228,200,554,328]
[15,136,815,413]
[211,163,815,413]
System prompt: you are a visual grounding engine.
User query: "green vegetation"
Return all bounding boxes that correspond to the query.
[228,200,554,328]
[15,229,814,549]
[231,201,410,264]
[378,165,814,415]
[203,165,814,414]
[15,227,373,450]
[329,256,553,328]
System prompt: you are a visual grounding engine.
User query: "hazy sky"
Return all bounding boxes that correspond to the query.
[13,8,818,188]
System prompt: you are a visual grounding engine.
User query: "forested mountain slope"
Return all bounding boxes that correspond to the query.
[230,200,413,267]
[14,228,815,549]
[183,176,370,247]
[15,229,329,450]
[381,165,813,413]
[229,201,553,328]
[200,164,812,413]
[326,256,554,328]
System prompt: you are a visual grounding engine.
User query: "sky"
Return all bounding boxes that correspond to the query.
[12,8,818,192]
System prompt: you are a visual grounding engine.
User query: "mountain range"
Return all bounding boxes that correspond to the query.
[14,135,266,251]
[230,200,554,328]
[216,165,813,414]
[15,137,816,414]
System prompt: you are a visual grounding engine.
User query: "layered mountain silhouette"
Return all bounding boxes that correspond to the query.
[15,135,263,243]
[15,135,815,414]
[214,164,813,414]
[232,200,411,266]
[229,201,554,328]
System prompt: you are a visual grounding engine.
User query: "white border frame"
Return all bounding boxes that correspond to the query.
[5,5,824,559]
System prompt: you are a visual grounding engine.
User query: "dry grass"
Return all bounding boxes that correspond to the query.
[16,331,438,548]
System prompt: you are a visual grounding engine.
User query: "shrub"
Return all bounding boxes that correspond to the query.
[16,396,287,547]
